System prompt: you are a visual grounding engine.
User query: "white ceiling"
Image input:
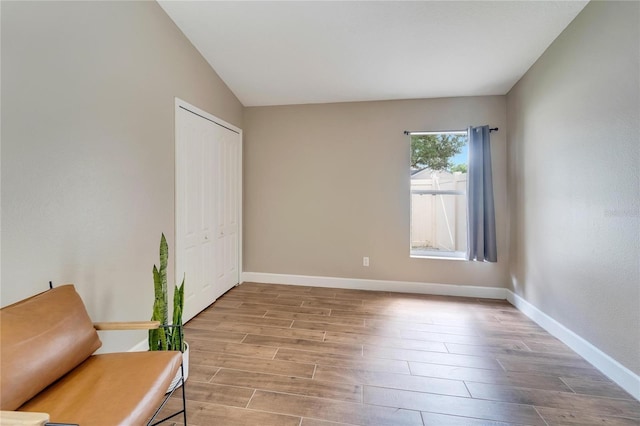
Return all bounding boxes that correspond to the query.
[158,1,588,107]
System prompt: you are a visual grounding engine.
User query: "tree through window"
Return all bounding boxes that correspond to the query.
[409,131,468,258]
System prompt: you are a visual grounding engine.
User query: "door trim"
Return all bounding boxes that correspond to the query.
[174,98,243,315]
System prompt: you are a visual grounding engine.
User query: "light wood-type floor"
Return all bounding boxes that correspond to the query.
[160,282,639,425]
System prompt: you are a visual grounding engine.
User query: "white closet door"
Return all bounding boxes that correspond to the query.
[176,101,241,322]
[216,130,240,293]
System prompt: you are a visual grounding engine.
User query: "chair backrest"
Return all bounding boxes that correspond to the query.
[0,285,102,410]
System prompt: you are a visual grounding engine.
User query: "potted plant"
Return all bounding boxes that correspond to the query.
[148,233,188,392]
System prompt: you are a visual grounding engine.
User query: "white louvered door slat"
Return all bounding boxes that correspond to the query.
[176,101,241,322]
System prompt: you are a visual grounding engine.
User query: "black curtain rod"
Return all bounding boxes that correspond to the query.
[403,127,498,135]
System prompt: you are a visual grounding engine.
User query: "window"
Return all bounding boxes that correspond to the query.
[410,131,468,259]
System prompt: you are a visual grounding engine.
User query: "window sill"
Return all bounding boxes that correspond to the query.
[410,250,466,261]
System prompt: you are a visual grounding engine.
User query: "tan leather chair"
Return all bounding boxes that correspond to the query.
[0,285,187,426]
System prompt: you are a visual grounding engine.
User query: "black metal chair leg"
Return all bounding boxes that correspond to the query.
[180,363,187,425]
[148,362,187,425]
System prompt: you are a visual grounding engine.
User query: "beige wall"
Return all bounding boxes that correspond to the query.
[507,1,639,374]
[244,96,508,288]
[1,1,243,351]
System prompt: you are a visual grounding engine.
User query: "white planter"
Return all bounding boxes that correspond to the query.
[167,342,189,393]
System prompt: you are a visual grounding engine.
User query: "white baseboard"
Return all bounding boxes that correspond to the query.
[506,290,640,401]
[129,338,149,352]
[241,271,508,299]
[241,271,639,401]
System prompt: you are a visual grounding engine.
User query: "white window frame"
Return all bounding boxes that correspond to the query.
[409,130,468,260]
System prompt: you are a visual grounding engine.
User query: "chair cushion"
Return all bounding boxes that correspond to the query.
[0,285,102,410]
[19,351,183,426]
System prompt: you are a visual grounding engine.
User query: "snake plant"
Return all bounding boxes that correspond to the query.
[149,233,185,352]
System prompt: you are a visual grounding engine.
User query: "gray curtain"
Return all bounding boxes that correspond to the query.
[467,125,497,262]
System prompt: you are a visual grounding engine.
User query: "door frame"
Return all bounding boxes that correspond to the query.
[174,98,243,315]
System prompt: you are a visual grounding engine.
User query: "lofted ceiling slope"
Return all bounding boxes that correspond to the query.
[158,1,588,107]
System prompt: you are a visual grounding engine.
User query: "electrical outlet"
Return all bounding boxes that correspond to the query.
[363,257,370,267]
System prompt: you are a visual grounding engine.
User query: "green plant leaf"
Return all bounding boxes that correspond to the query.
[148,327,159,351]
[148,234,189,351]
[152,264,167,325]
[149,299,168,350]
[149,234,171,351]
[171,275,185,351]
[159,234,168,326]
